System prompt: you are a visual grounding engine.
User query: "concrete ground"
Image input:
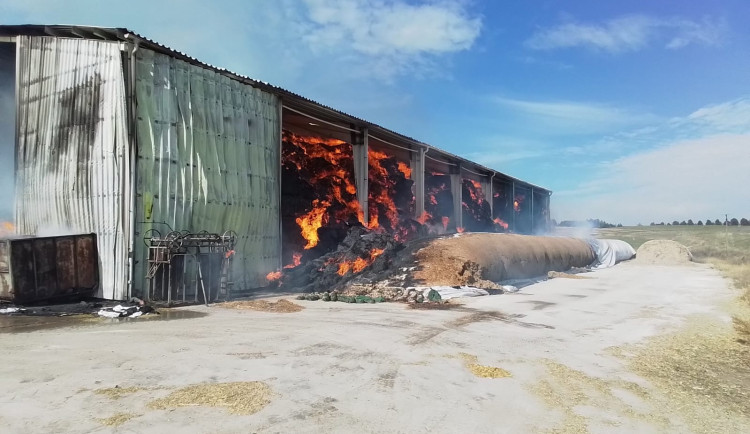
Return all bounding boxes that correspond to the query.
[0,261,745,433]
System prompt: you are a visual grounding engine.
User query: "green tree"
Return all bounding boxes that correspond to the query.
[697,220,703,226]
[730,218,739,226]
[715,219,722,225]
[687,219,694,225]
[705,219,713,225]
[741,218,749,226]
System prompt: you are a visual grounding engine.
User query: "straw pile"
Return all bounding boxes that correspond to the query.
[459,353,512,379]
[148,382,272,415]
[220,299,303,313]
[636,240,693,265]
[96,413,138,427]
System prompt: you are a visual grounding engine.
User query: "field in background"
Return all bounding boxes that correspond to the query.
[597,225,750,339]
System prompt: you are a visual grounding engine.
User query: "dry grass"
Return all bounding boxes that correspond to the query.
[147,381,272,415]
[96,413,138,427]
[530,359,667,434]
[458,353,512,379]
[93,386,145,399]
[220,299,304,313]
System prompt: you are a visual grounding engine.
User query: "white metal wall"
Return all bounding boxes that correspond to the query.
[132,49,280,296]
[15,36,131,300]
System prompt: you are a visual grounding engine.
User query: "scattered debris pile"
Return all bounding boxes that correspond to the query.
[97,304,158,319]
[636,240,694,265]
[272,227,403,293]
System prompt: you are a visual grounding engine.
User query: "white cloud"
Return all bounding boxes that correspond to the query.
[526,14,725,53]
[554,134,750,225]
[552,97,750,224]
[299,0,482,79]
[303,0,481,55]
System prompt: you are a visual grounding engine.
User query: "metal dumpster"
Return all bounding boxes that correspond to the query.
[0,233,99,303]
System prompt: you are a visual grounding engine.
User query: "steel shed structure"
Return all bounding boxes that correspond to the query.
[0,25,551,301]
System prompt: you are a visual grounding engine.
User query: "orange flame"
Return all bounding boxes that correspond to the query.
[296,199,330,249]
[493,218,509,230]
[416,210,432,225]
[514,195,524,212]
[397,161,412,179]
[336,248,386,276]
[368,149,400,231]
[266,271,282,282]
[456,227,465,233]
[284,252,302,269]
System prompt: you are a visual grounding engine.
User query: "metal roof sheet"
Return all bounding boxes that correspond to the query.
[0,24,551,193]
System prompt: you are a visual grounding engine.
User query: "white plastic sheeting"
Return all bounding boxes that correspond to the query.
[132,49,281,296]
[14,36,131,300]
[588,239,636,269]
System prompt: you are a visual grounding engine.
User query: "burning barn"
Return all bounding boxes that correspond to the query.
[0,25,551,301]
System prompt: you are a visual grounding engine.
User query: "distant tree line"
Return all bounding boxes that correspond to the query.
[556,219,623,228]
[649,218,750,226]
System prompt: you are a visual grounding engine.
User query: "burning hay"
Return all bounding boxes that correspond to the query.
[148,382,272,415]
[220,299,303,313]
[275,226,402,293]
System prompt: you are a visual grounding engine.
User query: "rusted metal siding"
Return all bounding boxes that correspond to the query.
[131,48,281,297]
[0,234,99,303]
[14,36,131,300]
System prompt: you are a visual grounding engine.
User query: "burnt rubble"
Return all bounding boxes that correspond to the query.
[278,226,405,294]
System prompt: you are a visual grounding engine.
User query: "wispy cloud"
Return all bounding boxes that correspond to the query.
[526,15,726,53]
[492,97,657,135]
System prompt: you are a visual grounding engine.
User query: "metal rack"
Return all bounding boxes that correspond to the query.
[145,230,237,305]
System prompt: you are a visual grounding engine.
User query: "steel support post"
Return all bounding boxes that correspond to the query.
[352,127,369,223]
[411,147,426,219]
[450,164,463,229]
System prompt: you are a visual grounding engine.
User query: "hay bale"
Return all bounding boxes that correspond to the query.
[412,233,596,287]
[636,240,693,265]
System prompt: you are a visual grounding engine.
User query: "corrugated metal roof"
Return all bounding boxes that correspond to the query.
[0,24,551,193]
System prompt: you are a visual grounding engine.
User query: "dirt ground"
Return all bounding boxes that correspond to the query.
[1,261,748,433]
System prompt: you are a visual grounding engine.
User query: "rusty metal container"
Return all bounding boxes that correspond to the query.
[0,233,99,303]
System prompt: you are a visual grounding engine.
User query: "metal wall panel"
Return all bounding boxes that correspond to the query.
[132,49,280,297]
[14,36,131,300]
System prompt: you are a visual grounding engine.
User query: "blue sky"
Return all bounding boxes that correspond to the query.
[2,0,749,225]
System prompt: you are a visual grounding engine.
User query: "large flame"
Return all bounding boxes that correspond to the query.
[296,199,331,250]
[514,195,525,212]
